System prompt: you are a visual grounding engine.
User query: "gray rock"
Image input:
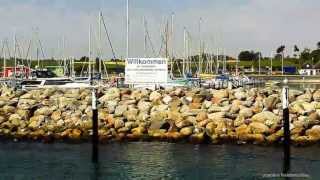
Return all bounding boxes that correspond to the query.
[114,118,125,129]
[114,105,128,117]
[149,91,162,102]
[263,95,279,110]
[251,111,280,127]
[99,88,120,102]
[162,95,173,105]
[234,91,247,100]
[239,108,253,118]
[137,101,152,112]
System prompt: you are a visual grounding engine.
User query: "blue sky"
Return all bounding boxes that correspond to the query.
[0,0,319,59]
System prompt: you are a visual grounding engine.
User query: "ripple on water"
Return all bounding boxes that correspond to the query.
[0,142,319,179]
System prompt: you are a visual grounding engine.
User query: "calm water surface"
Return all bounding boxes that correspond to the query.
[0,141,319,179]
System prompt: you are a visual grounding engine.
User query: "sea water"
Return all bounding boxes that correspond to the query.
[0,141,319,179]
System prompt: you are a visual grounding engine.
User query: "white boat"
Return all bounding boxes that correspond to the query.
[21,78,92,90]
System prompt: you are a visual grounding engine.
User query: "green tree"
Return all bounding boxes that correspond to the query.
[238,50,259,61]
[300,48,312,63]
[311,49,320,64]
[79,56,89,62]
[276,45,285,54]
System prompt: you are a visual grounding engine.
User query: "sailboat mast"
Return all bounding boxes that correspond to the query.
[99,12,102,75]
[270,52,273,75]
[143,16,146,58]
[183,27,186,77]
[198,18,202,75]
[223,48,226,73]
[216,48,219,74]
[258,51,261,75]
[126,0,129,59]
[88,24,92,80]
[2,40,6,78]
[171,13,174,59]
[63,36,66,76]
[14,31,17,78]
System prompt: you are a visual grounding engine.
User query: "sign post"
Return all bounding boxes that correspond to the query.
[92,88,98,163]
[282,78,290,174]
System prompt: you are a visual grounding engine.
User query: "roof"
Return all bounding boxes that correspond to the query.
[302,62,320,69]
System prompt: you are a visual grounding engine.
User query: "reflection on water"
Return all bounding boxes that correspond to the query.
[0,142,320,179]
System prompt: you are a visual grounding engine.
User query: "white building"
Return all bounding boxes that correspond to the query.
[299,63,320,76]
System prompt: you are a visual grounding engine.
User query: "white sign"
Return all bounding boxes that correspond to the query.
[125,58,168,84]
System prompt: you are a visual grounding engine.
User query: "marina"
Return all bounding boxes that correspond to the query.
[1,0,320,179]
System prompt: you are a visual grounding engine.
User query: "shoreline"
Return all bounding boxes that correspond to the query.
[0,86,320,146]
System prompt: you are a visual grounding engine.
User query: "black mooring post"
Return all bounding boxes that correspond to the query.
[282,79,290,174]
[92,88,99,163]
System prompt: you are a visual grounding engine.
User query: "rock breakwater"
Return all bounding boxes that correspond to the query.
[1,86,320,146]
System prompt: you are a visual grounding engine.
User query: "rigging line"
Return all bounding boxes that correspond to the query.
[158,17,167,57]
[33,28,45,59]
[24,39,32,68]
[0,41,4,58]
[37,38,45,59]
[101,14,117,59]
[145,27,156,57]
[4,40,11,58]
[16,40,23,59]
[158,33,166,57]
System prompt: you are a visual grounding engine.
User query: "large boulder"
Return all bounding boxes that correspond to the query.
[149,119,169,130]
[296,93,312,103]
[149,91,162,102]
[99,88,120,102]
[150,111,167,122]
[239,108,253,118]
[214,120,228,135]
[9,114,22,127]
[180,126,193,136]
[306,125,320,141]
[137,101,152,112]
[249,122,270,134]
[313,90,320,102]
[137,112,150,122]
[64,89,80,98]
[105,100,118,113]
[17,98,36,109]
[212,89,228,99]
[291,101,314,115]
[34,107,53,116]
[208,112,225,120]
[234,91,247,100]
[263,95,279,110]
[51,110,62,121]
[124,109,138,121]
[58,97,78,109]
[2,105,16,114]
[251,111,280,127]
[114,105,128,117]
[289,89,303,101]
[16,109,30,120]
[196,112,208,122]
[175,119,193,129]
[114,118,125,129]
[162,95,172,105]
[208,105,230,113]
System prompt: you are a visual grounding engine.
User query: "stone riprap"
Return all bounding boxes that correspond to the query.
[1,86,320,146]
